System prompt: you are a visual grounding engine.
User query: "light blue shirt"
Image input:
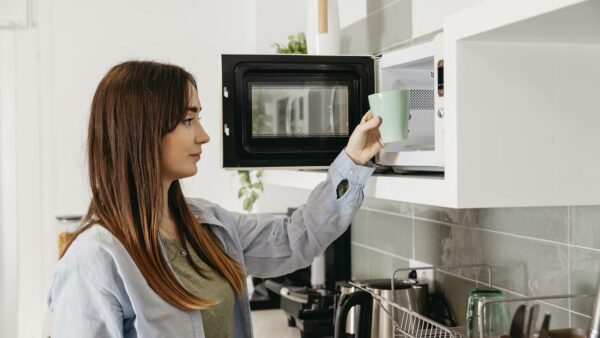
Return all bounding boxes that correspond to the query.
[47,151,375,338]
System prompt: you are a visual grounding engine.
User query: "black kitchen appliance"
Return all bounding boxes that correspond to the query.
[221,54,375,168]
[263,225,352,338]
[247,204,352,337]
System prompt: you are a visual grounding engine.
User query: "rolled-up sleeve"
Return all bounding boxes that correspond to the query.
[232,150,375,277]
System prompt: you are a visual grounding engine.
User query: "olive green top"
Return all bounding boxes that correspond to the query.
[161,237,234,338]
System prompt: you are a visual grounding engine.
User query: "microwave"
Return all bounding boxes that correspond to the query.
[221,54,374,168]
[221,33,444,171]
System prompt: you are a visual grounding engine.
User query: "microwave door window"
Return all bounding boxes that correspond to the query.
[333,88,349,134]
[250,84,349,140]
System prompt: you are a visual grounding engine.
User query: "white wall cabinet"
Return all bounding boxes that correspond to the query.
[264,0,600,208]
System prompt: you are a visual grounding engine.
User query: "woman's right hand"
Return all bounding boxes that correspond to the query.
[344,110,384,166]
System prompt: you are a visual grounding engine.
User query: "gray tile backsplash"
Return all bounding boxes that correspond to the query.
[570,206,600,249]
[363,196,412,216]
[368,249,409,279]
[414,220,478,275]
[413,203,462,224]
[435,271,477,326]
[476,231,569,308]
[351,199,600,330]
[569,246,600,315]
[351,244,369,280]
[478,207,569,243]
[572,313,592,330]
[532,302,571,329]
[368,211,412,258]
[351,209,369,245]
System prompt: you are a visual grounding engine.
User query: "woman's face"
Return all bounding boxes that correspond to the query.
[160,84,210,183]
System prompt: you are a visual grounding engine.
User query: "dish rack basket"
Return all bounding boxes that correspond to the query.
[349,264,598,338]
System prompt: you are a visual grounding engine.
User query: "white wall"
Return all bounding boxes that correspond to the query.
[50,0,257,217]
[254,0,307,54]
[1,1,259,337]
[0,0,29,27]
[251,0,313,213]
[0,29,21,338]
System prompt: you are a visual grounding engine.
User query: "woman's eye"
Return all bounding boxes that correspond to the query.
[181,117,201,126]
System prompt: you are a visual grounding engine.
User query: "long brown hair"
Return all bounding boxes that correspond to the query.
[60,61,245,310]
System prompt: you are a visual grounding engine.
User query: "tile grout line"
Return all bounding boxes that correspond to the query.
[352,241,411,262]
[571,309,592,319]
[566,242,600,253]
[366,209,371,278]
[412,204,415,259]
[475,212,481,286]
[361,206,412,219]
[567,206,572,327]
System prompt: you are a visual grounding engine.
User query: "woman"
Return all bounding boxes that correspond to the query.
[48,60,383,337]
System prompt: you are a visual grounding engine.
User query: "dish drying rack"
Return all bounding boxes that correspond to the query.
[349,264,598,338]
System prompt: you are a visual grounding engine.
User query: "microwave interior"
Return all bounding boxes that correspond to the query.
[222,55,374,168]
[376,37,444,173]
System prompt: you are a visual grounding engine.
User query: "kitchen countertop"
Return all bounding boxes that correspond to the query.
[251,309,301,338]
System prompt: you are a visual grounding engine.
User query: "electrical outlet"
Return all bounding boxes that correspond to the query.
[409,259,434,293]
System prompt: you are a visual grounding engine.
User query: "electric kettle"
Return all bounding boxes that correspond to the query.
[334,279,429,338]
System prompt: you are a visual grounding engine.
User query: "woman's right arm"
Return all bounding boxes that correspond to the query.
[49,261,125,337]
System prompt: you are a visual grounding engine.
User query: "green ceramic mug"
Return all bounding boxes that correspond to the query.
[368,89,409,144]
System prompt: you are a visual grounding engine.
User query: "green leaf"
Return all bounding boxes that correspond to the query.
[251,182,263,191]
[256,170,263,178]
[250,191,258,203]
[243,198,252,212]
[239,171,250,185]
[238,187,248,198]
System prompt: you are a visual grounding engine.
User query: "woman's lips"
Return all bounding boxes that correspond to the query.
[191,153,201,161]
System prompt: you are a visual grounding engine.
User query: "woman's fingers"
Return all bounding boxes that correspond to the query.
[361,110,373,123]
[364,115,382,130]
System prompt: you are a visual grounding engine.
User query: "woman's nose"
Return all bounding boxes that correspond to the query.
[195,123,210,144]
